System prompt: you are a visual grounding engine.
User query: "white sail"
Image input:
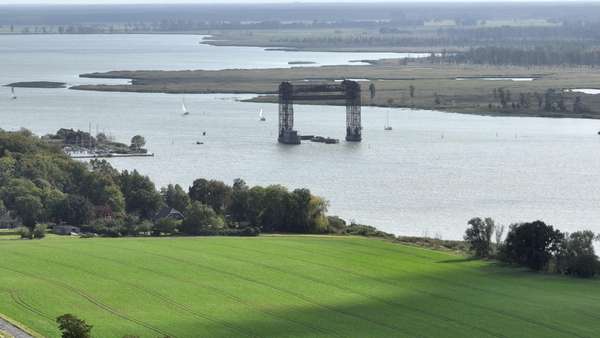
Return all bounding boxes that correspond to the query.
[181,98,188,114]
[384,112,392,130]
[259,108,266,121]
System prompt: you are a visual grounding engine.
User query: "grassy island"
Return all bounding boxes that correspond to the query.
[73,62,600,119]
[6,82,66,89]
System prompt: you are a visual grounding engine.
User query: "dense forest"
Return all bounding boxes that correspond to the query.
[0,129,385,238]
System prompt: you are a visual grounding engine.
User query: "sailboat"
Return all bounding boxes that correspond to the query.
[11,87,16,100]
[259,108,266,121]
[181,98,190,116]
[384,112,392,131]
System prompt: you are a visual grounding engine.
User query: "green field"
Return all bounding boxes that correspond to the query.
[0,236,599,338]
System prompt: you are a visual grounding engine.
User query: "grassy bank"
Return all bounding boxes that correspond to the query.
[74,62,600,118]
[1,236,599,337]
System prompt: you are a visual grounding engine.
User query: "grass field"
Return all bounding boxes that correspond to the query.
[0,236,599,338]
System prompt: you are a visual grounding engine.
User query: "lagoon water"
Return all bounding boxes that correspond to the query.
[2,34,600,239]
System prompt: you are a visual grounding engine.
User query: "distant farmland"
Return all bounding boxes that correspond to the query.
[0,236,599,338]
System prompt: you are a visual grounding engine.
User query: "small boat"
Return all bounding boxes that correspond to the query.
[196,141,204,145]
[181,98,189,116]
[11,87,16,100]
[259,108,266,121]
[384,112,392,131]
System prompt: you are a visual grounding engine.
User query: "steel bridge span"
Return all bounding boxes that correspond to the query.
[278,80,362,144]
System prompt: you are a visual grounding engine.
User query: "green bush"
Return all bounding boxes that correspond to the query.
[153,218,179,236]
[17,226,32,239]
[345,223,395,239]
[33,224,47,239]
[180,202,224,235]
[189,227,260,237]
[326,216,347,234]
[56,314,92,338]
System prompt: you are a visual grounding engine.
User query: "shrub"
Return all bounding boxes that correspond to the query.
[153,218,179,236]
[345,223,396,239]
[183,227,260,237]
[56,314,92,338]
[180,202,223,235]
[17,226,32,239]
[33,224,47,239]
[499,221,563,271]
[464,217,495,258]
[326,216,347,234]
[563,255,598,278]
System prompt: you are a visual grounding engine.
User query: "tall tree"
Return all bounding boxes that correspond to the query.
[464,217,495,258]
[369,83,376,101]
[130,135,146,151]
[188,179,232,213]
[118,170,162,219]
[500,221,564,271]
[162,184,190,212]
[56,194,93,226]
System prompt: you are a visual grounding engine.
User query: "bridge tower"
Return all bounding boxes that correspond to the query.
[277,80,362,144]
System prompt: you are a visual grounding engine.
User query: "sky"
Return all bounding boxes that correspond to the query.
[0,0,594,4]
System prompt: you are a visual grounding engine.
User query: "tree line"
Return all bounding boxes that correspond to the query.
[0,129,380,239]
[465,218,599,278]
[487,88,588,114]
[442,46,600,67]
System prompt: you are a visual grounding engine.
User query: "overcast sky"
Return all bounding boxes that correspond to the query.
[0,0,594,4]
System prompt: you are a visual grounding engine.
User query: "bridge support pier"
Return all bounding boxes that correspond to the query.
[278,82,301,144]
[278,80,362,144]
[343,80,362,142]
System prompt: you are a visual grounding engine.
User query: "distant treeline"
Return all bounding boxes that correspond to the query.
[3,3,600,26]
[441,46,600,67]
[439,23,600,46]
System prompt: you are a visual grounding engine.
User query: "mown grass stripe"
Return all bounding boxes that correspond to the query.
[34,242,342,338]
[94,241,413,338]
[162,239,507,338]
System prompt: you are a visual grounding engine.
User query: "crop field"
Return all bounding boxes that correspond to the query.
[0,236,599,338]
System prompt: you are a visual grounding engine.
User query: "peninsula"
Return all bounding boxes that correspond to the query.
[72,61,600,119]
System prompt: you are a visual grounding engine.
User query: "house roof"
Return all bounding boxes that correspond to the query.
[155,207,184,220]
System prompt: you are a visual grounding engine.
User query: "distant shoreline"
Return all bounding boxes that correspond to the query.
[71,62,600,120]
[6,81,66,89]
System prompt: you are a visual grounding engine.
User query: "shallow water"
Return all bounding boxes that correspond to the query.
[1,34,600,239]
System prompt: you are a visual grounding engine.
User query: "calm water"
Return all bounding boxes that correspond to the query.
[2,34,600,239]
[0,34,417,85]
